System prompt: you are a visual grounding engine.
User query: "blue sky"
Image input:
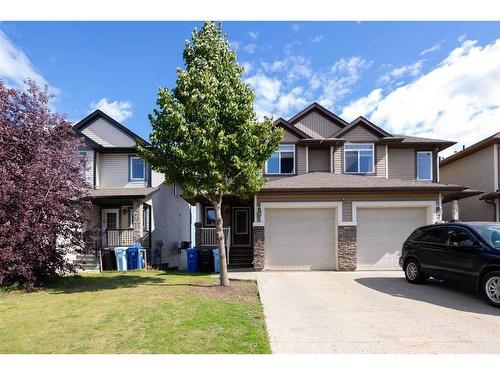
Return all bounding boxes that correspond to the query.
[1,21,500,155]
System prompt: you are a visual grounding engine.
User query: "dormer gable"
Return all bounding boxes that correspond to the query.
[288,102,348,139]
[274,118,311,142]
[332,116,392,141]
[74,110,149,149]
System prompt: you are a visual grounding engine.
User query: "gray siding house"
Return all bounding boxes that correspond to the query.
[74,110,191,270]
[440,133,500,222]
[189,103,471,271]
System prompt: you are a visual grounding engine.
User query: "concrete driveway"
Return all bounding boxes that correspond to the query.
[254,271,500,354]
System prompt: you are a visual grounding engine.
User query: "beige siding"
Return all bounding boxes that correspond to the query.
[100,153,147,188]
[151,170,166,188]
[308,148,330,172]
[81,118,136,148]
[440,145,496,221]
[388,148,415,180]
[343,126,380,142]
[95,152,101,188]
[297,145,307,175]
[294,111,341,138]
[257,192,439,222]
[333,146,342,174]
[282,129,299,142]
[376,145,387,177]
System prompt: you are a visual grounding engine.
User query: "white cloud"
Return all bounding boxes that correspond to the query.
[241,61,253,75]
[276,87,308,114]
[310,35,323,43]
[341,89,383,121]
[0,29,56,93]
[248,31,259,40]
[458,34,467,43]
[291,24,301,32]
[243,43,257,54]
[378,60,424,85]
[245,74,281,103]
[318,57,372,109]
[90,98,133,122]
[420,41,443,56]
[229,40,240,51]
[340,38,500,156]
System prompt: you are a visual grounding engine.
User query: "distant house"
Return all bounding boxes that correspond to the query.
[440,133,500,222]
[73,110,191,270]
[188,103,473,271]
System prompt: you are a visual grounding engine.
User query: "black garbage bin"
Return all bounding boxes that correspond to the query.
[199,248,214,273]
[101,249,117,271]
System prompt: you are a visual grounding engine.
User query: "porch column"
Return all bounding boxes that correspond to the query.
[194,222,202,247]
[452,199,460,221]
[132,201,144,245]
[252,223,265,271]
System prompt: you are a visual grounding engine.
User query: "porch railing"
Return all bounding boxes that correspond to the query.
[102,229,149,248]
[200,227,231,264]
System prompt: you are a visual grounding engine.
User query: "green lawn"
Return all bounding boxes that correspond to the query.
[0,271,270,354]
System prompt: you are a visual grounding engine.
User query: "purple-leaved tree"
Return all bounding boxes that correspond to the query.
[0,80,95,290]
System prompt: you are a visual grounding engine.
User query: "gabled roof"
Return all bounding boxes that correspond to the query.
[287,102,349,128]
[332,116,393,138]
[440,131,500,167]
[273,118,312,139]
[76,131,104,150]
[74,109,151,146]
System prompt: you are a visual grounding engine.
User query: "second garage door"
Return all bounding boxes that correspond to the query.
[265,207,336,270]
[357,207,428,270]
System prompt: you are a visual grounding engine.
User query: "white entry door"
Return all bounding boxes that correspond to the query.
[264,207,336,270]
[356,207,427,270]
[101,209,120,247]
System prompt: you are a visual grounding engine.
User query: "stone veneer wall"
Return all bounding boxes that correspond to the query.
[132,201,144,245]
[252,225,265,271]
[337,225,357,271]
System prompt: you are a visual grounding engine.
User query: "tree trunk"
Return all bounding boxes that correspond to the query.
[213,192,229,287]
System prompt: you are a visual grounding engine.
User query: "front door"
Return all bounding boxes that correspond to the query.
[232,207,251,246]
[101,209,120,247]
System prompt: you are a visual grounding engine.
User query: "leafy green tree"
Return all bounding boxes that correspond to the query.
[137,22,283,286]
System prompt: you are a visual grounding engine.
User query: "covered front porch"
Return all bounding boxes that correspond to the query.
[192,195,254,268]
[80,187,158,270]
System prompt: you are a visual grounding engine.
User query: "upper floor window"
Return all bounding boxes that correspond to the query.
[129,156,145,181]
[205,207,216,226]
[265,144,295,175]
[79,151,87,178]
[344,143,374,173]
[417,151,433,181]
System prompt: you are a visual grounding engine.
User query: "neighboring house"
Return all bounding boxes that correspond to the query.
[440,132,500,222]
[190,103,472,271]
[73,110,191,270]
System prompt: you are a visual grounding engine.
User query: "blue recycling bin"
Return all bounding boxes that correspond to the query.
[186,248,200,273]
[212,248,220,274]
[127,246,141,270]
[114,247,128,271]
[138,250,145,270]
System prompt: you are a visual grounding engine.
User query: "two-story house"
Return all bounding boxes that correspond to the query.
[191,103,471,271]
[440,132,500,222]
[74,110,191,270]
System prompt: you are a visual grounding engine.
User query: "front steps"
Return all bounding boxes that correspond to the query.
[228,247,253,269]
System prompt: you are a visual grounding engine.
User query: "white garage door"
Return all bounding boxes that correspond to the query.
[265,208,336,270]
[357,207,428,270]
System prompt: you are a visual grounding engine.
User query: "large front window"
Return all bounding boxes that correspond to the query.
[344,143,374,173]
[265,144,295,174]
[129,156,145,181]
[417,151,433,181]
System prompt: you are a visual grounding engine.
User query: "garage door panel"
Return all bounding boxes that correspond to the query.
[357,207,427,270]
[265,207,336,270]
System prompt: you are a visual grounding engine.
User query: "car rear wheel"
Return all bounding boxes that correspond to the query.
[405,259,423,284]
[483,272,500,308]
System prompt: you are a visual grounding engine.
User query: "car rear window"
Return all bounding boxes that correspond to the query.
[418,227,448,244]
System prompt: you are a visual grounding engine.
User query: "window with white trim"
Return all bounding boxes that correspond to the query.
[417,151,433,181]
[205,207,216,226]
[265,144,295,174]
[129,156,145,181]
[344,143,374,173]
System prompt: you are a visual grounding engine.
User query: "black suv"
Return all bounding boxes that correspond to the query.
[399,222,500,307]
